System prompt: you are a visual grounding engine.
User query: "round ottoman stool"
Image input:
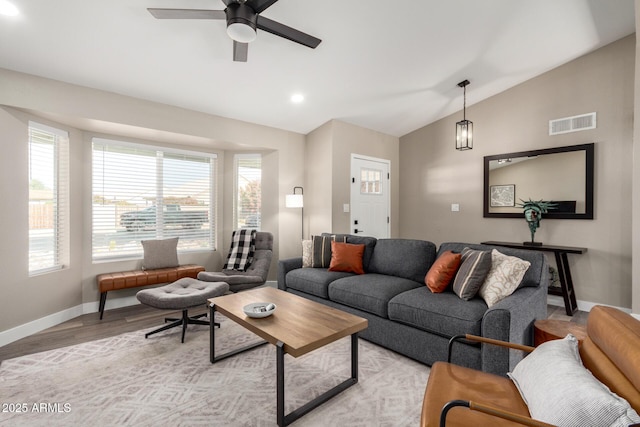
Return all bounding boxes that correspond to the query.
[137,278,229,343]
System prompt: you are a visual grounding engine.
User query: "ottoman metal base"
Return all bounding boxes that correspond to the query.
[145,310,220,343]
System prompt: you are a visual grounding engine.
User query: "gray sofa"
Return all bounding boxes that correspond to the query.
[277,235,549,376]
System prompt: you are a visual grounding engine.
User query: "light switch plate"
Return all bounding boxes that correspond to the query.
[451,203,460,212]
[343,204,350,213]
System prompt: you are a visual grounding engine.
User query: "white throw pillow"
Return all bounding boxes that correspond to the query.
[302,239,313,268]
[508,334,640,427]
[478,249,530,307]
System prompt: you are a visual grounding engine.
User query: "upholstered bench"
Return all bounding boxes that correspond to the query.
[97,264,205,319]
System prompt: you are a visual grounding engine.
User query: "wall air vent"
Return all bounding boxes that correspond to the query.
[549,112,596,135]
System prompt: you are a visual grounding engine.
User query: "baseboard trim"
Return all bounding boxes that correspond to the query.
[0,281,278,348]
[547,295,632,314]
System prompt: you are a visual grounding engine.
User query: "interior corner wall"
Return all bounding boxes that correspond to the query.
[399,34,635,310]
[305,121,334,237]
[305,120,400,238]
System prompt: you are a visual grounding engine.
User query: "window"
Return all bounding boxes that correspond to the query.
[234,154,261,230]
[360,168,382,194]
[92,138,216,260]
[28,122,69,274]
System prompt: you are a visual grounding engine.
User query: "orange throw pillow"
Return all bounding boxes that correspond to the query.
[425,250,462,293]
[328,241,365,274]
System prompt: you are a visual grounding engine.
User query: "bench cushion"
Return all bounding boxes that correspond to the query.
[97,264,205,293]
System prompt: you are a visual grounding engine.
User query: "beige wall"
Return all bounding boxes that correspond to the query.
[0,68,305,334]
[304,120,400,238]
[400,35,635,309]
[305,121,333,238]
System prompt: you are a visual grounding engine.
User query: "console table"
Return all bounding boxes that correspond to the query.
[481,241,587,316]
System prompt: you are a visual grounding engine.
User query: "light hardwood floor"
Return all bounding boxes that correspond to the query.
[0,303,588,362]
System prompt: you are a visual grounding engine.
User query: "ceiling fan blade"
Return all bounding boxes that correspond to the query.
[246,0,280,14]
[233,41,248,62]
[257,16,321,49]
[147,8,226,20]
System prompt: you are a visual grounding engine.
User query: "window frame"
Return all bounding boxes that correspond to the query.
[91,138,217,262]
[28,121,69,275]
[233,153,262,231]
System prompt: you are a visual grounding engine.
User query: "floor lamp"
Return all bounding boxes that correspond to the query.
[285,186,304,239]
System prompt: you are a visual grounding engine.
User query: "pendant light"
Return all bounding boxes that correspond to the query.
[456,79,473,151]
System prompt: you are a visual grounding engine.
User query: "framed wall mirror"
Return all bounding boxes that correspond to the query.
[483,143,594,219]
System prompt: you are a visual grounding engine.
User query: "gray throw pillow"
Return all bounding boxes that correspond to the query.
[452,247,492,300]
[141,237,179,270]
[311,235,347,268]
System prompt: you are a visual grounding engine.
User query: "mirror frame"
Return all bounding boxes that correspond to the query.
[483,143,594,219]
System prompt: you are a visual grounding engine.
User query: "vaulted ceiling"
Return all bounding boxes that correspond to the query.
[0,0,635,137]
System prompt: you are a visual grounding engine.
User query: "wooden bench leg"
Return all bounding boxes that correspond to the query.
[99,292,107,320]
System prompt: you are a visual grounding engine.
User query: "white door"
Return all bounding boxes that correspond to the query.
[350,155,390,238]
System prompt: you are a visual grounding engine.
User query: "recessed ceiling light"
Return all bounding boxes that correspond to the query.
[0,0,19,16]
[291,93,304,104]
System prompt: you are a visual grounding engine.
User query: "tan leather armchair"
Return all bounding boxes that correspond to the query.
[420,305,640,426]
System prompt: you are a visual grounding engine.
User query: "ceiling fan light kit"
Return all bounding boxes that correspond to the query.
[148,0,321,62]
[226,3,257,43]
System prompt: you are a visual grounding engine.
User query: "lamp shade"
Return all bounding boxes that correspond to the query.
[456,119,473,150]
[285,194,303,208]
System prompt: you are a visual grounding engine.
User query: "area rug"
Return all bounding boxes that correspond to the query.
[0,314,430,426]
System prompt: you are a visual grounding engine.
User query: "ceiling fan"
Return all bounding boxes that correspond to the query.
[147,0,322,62]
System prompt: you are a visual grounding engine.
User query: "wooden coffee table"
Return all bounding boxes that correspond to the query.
[208,287,368,427]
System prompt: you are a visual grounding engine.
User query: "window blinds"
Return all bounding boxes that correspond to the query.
[91,138,216,260]
[234,154,261,230]
[28,122,69,274]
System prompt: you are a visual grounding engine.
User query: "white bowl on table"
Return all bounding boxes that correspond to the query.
[243,302,277,318]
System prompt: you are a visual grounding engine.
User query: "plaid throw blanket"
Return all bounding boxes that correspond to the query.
[223,229,257,271]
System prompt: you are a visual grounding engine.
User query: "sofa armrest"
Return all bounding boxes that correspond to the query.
[448,334,535,362]
[277,257,303,290]
[481,283,548,376]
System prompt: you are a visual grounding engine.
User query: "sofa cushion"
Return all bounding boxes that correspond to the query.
[452,248,492,300]
[439,242,545,289]
[479,249,531,307]
[367,239,436,283]
[141,237,179,270]
[329,241,365,274]
[327,234,377,272]
[311,235,347,268]
[425,250,461,293]
[285,268,353,299]
[301,239,313,267]
[328,274,423,318]
[388,287,487,337]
